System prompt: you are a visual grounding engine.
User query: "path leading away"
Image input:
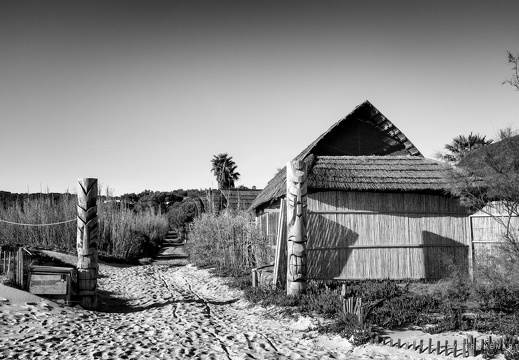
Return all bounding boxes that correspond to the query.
[0,249,455,359]
[153,230,189,266]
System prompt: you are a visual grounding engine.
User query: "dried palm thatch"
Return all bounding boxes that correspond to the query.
[220,189,263,211]
[249,155,456,213]
[249,100,427,212]
[309,155,454,192]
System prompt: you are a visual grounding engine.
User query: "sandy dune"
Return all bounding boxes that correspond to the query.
[1,260,474,359]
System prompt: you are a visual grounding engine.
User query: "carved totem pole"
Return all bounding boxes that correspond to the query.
[286,160,308,296]
[77,178,99,309]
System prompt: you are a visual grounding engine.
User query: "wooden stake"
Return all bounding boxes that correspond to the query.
[273,199,287,287]
[428,338,432,354]
[17,248,24,288]
[77,178,99,309]
[286,161,308,296]
[468,335,474,356]
[463,338,467,358]
[453,340,457,357]
[437,340,441,355]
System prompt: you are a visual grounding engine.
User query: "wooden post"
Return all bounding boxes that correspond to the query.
[7,251,12,275]
[273,199,287,287]
[467,335,474,356]
[77,178,99,309]
[286,160,308,296]
[468,216,474,281]
[17,248,24,289]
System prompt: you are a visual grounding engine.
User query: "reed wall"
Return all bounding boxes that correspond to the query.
[260,190,473,281]
[256,211,280,263]
[306,191,471,280]
[470,202,519,261]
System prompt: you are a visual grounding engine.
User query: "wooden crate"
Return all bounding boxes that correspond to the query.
[28,266,76,303]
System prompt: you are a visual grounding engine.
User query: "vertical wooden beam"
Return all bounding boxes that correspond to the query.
[17,248,24,289]
[467,335,474,356]
[286,160,308,296]
[467,215,474,281]
[77,178,99,309]
[273,199,287,287]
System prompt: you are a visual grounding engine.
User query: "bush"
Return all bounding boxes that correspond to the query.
[319,312,375,346]
[188,210,270,272]
[371,293,438,329]
[475,283,519,313]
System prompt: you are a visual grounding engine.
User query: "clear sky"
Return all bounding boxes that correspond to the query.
[1,0,518,195]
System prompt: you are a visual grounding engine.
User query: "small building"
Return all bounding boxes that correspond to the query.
[189,188,263,215]
[220,189,263,211]
[249,101,472,281]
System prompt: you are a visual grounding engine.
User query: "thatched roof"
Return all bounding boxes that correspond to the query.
[249,101,426,211]
[310,156,454,191]
[220,189,263,211]
[294,100,422,159]
[198,190,225,213]
[249,156,454,211]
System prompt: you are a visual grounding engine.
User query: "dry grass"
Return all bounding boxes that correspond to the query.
[187,209,270,272]
[0,195,169,261]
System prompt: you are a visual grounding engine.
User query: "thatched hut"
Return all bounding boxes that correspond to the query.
[188,188,262,214]
[220,189,263,211]
[249,101,471,281]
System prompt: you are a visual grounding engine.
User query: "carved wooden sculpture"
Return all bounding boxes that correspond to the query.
[77,178,99,309]
[286,160,308,295]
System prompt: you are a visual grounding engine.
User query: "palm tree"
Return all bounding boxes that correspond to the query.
[211,153,241,189]
[439,133,493,164]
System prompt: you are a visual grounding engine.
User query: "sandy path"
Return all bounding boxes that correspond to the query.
[1,262,464,359]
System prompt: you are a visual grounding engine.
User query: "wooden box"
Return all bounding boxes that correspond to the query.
[28,266,76,303]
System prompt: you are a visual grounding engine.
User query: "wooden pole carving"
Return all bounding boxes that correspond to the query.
[286,160,308,296]
[77,178,99,309]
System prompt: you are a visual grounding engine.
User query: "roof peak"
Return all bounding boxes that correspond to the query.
[294,101,422,160]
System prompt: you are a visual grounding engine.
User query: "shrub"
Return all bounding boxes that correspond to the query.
[475,284,519,313]
[319,312,375,346]
[188,210,269,272]
[371,293,437,329]
[299,283,343,317]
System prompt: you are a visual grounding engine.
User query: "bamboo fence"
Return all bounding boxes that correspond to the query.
[373,333,518,358]
[1,247,26,288]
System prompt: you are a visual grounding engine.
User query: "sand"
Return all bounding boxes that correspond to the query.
[0,257,490,359]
